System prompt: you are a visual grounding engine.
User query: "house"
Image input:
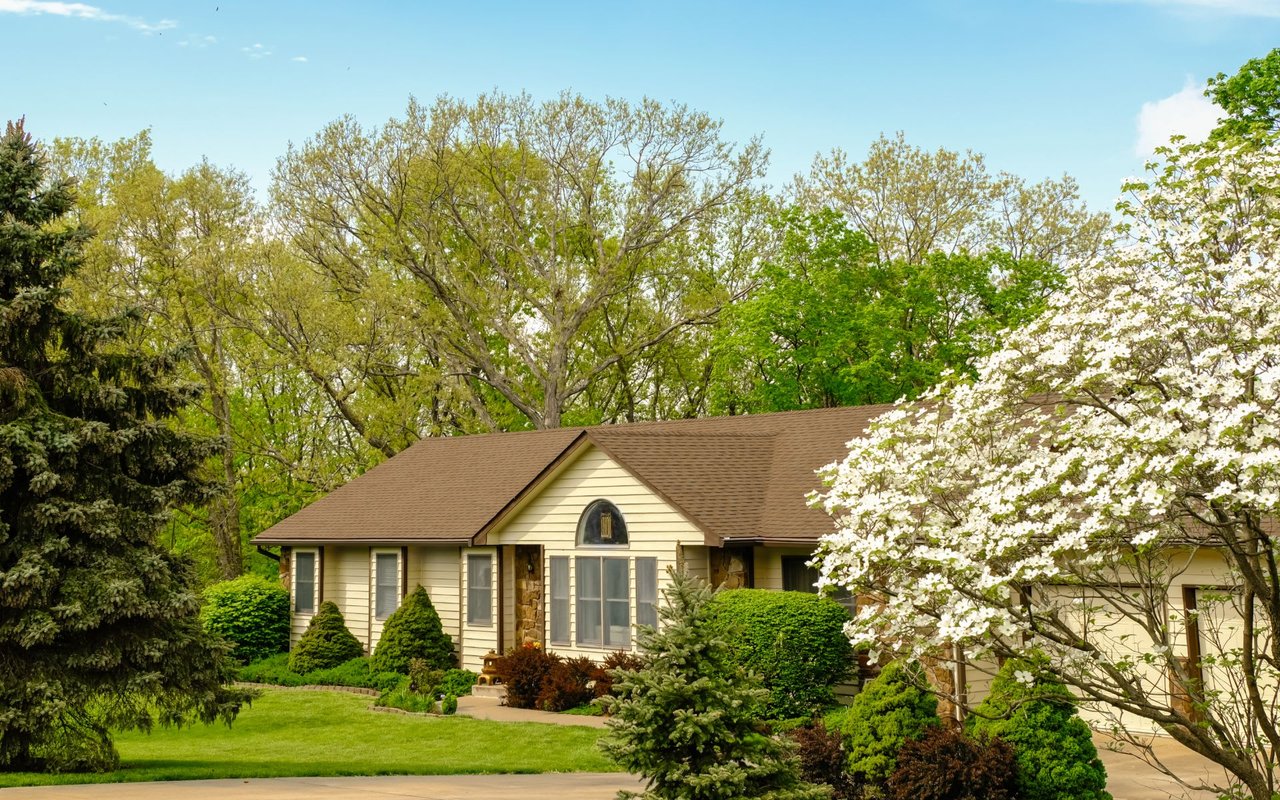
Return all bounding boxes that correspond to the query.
[251,406,885,672]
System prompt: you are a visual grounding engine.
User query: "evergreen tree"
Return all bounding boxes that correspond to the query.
[840,661,940,790]
[370,585,455,674]
[289,600,364,674]
[0,120,247,772]
[967,658,1110,800]
[600,569,827,800]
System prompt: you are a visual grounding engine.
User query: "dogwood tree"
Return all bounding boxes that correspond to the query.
[813,134,1280,800]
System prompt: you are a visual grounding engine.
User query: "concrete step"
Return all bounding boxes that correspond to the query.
[472,684,507,700]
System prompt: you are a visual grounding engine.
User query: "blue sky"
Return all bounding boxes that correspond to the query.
[4,0,1280,211]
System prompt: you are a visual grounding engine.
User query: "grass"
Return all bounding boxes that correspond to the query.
[0,688,618,788]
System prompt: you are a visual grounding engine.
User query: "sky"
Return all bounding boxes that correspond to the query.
[2,0,1279,213]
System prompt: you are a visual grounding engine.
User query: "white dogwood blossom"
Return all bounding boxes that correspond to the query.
[814,136,1280,800]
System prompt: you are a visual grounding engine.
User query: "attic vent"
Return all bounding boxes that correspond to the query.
[579,499,628,546]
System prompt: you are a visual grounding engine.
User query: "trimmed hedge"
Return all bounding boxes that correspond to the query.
[370,585,456,674]
[289,601,365,674]
[967,658,1111,800]
[707,588,855,718]
[201,574,291,664]
[238,653,402,692]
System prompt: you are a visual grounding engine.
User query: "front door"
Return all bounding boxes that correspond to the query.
[514,545,544,646]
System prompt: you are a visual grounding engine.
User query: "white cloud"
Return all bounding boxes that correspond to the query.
[291,55,307,62]
[178,33,216,47]
[1135,79,1223,156]
[0,0,176,32]
[241,42,272,59]
[1084,0,1280,17]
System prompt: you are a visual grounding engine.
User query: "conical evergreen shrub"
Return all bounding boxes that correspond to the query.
[289,601,364,674]
[967,657,1110,800]
[600,568,827,800]
[841,660,940,789]
[370,585,456,674]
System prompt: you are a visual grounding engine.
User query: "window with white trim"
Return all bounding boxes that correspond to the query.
[550,556,570,645]
[467,553,493,625]
[294,550,316,613]
[374,552,400,619]
[576,556,629,647]
[578,499,628,546]
[636,557,658,629]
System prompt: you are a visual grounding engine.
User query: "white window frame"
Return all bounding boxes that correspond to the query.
[372,548,402,621]
[575,555,630,648]
[466,552,494,626]
[293,548,318,614]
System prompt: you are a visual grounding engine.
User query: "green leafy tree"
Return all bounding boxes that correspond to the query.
[288,601,364,674]
[713,208,1064,412]
[201,575,291,664]
[0,120,248,772]
[967,658,1110,800]
[840,661,940,792]
[1207,48,1280,142]
[600,570,827,800]
[370,585,456,674]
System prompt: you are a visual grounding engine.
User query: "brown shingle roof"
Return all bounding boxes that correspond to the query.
[251,405,894,547]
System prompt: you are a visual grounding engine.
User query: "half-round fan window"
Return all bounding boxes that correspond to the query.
[578,499,628,546]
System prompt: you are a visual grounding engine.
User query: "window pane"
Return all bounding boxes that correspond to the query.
[550,557,570,645]
[295,552,315,613]
[579,500,628,545]
[782,556,820,594]
[467,554,492,625]
[576,557,602,646]
[604,558,630,648]
[375,553,399,619]
[636,557,658,629]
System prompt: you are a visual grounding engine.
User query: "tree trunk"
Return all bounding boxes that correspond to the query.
[209,388,242,579]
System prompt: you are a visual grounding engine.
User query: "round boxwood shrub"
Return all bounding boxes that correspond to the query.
[370,585,456,674]
[841,660,940,790]
[967,657,1111,800]
[707,588,855,718]
[201,574,291,664]
[289,600,364,674]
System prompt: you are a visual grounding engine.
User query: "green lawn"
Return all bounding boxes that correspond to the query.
[0,688,618,787]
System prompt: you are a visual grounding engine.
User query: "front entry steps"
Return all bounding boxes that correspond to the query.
[472,684,507,701]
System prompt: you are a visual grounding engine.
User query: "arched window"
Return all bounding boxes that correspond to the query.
[578,499,628,546]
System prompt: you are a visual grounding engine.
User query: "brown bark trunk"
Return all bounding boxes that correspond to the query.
[209,388,243,579]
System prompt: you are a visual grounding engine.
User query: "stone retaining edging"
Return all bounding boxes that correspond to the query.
[236,681,379,696]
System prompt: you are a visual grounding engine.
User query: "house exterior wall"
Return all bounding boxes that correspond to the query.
[409,545,463,662]
[483,444,703,669]
[460,546,500,669]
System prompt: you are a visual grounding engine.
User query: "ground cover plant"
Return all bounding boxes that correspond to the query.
[0,688,616,787]
[238,653,402,692]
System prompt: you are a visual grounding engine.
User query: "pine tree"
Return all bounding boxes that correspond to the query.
[370,585,455,674]
[0,120,248,773]
[600,569,827,800]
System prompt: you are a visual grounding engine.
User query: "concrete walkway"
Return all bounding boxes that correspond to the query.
[454,696,609,728]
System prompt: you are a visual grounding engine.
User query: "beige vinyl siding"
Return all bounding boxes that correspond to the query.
[753,546,819,591]
[680,545,710,583]
[484,444,701,668]
[410,545,462,661]
[326,546,371,651]
[461,547,499,669]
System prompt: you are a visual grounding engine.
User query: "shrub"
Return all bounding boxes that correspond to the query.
[238,653,306,686]
[592,649,646,698]
[288,601,365,674]
[376,683,436,713]
[708,588,854,719]
[441,694,458,715]
[600,569,826,800]
[494,644,559,709]
[201,575,291,664]
[967,658,1110,800]
[408,659,444,695]
[438,668,478,698]
[370,586,456,674]
[789,720,863,800]
[841,660,940,790]
[539,656,597,712]
[887,726,1019,800]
